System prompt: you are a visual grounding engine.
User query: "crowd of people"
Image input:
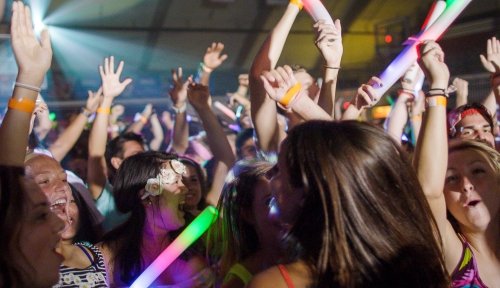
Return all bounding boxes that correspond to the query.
[0,1,499,287]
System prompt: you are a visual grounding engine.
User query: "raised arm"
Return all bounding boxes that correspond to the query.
[342,76,383,120]
[127,103,153,134]
[314,19,343,117]
[199,42,228,86]
[187,83,236,206]
[249,2,301,153]
[149,113,164,151]
[413,41,457,256]
[479,37,500,115]
[33,94,52,140]
[261,65,332,121]
[453,77,468,108]
[168,67,191,155]
[49,88,101,162]
[88,57,132,199]
[0,2,52,165]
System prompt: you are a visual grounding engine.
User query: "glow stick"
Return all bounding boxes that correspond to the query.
[302,0,334,25]
[373,0,473,98]
[130,206,218,288]
[412,1,447,94]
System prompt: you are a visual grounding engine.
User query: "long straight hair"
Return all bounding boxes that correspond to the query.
[284,121,448,287]
[101,151,174,285]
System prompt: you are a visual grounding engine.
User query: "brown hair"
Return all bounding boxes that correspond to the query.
[0,166,34,287]
[283,120,448,287]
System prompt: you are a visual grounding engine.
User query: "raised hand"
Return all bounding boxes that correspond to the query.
[314,19,343,66]
[417,41,450,90]
[203,42,228,71]
[479,37,500,74]
[11,1,52,81]
[351,76,383,110]
[110,104,125,123]
[85,87,102,113]
[99,56,132,99]
[260,65,301,105]
[169,67,192,108]
[187,83,211,110]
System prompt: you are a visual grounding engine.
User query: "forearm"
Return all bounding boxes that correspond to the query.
[89,98,113,157]
[317,66,340,117]
[386,97,410,144]
[291,92,332,121]
[196,107,236,166]
[34,110,52,140]
[170,112,189,154]
[149,115,164,151]
[414,97,448,198]
[341,104,362,120]
[481,90,497,116]
[0,73,45,165]
[49,113,88,162]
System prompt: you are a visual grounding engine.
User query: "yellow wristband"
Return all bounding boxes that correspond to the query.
[425,96,447,108]
[279,83,302,108]
[290,0,303,10]
[8,97,36,113]
[97,107,111,115]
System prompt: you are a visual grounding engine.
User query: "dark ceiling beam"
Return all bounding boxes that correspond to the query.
[139,0,173,70]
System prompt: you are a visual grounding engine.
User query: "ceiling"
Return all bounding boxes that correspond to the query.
[0,0,499,103]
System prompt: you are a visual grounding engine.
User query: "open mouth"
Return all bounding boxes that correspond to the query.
[467,200,480,207]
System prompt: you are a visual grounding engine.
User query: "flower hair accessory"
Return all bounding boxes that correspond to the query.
[142,160,187,200]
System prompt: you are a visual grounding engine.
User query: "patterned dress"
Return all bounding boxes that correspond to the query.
[53,242,108,288]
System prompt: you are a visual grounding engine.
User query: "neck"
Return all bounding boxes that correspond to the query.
[142,212,171,246]
[460,219,500,257]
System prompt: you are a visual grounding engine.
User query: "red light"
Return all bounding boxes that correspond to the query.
[384,34,393,44]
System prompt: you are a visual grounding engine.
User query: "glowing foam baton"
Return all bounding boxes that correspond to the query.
[410,1,447,94]
[373,0,473,98]
[130,206,218,288]
[302,0,334,25]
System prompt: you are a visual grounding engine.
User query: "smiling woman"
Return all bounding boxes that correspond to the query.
[0,166,65,288]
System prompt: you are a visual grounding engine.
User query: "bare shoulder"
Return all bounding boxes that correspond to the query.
[247,266,285,288]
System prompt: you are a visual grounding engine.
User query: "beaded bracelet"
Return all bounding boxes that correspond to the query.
[8,97,36,113]
[324,65,341,70]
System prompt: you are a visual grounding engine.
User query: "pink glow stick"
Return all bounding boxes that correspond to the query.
[374,0,473,98]
[302,0,334,25]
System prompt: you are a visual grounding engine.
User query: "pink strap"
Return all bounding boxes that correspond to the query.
[278,264,295,288]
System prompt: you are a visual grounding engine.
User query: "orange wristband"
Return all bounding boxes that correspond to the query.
[290,0,303,10]
[279,83,302,108]
[425,96,447,108]
[97,107,111,115]
[8,97,36,113]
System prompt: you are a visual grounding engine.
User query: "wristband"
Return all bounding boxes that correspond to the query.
[172,103,187,114]
[97,107,111,115]
[8,97,36,113]
[425,96,447,108]
[14,82,41,93]
[290,0,303,10]
[278,83,302,109]
[199,62,213,73]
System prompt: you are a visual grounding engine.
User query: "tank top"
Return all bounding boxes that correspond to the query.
[53,242,108,288]
[450,235,488,288]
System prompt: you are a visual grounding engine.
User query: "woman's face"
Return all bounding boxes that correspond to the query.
[19,178,64,287]
[251,176,282,248]
[146,160,187,231]
[268,141,305,233]
[25,155,78,241]
[444,149,499,231]
[182,164,202,210]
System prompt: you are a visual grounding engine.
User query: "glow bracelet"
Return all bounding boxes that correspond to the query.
[373,0,473,98]
[302,0,334,25]
[130,206,219,288]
